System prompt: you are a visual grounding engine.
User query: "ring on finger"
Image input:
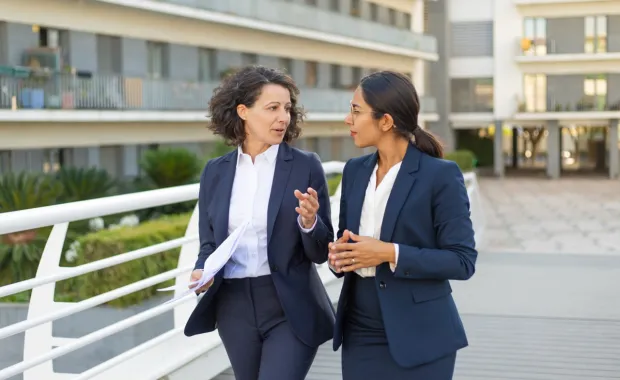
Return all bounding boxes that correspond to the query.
[350,258,355,264]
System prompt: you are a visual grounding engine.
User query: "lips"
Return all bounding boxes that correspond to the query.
[273,128,285,133]
[350,130,357,137]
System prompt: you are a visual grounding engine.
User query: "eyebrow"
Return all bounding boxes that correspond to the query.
[351,103,361,108]
[265,101,291,107]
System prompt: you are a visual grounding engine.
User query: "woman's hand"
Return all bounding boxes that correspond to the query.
[189,269,213,294]
[328,230,396,273]
[294,187,319,229]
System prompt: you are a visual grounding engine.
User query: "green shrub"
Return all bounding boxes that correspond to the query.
[327,175,342,196]
[57,213,192,307]
[444,150,477,173]
[140,148,202,189]
[56,166,117,203]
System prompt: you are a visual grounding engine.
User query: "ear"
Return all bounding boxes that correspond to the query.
[379,113,395,132]
[236,104,248,121]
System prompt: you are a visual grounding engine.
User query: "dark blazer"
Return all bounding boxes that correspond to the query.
[184,143,336,348]
[332,143,477,368]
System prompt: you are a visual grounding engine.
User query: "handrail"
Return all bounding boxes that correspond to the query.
[0,161,485,380]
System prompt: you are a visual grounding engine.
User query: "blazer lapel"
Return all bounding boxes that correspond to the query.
[214,150,237,245]
[267,143,293,244]
[380,144,421,242]
[347,153,377,235]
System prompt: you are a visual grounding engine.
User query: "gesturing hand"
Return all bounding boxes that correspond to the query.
[328,230,396,273]
[188,269,213,295]
[294,187,319,229]
[328,230,351,273]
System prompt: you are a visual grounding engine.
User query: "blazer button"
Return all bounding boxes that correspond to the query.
[271,265,279,272]
[379,281,386,289]
[404,271,411,276]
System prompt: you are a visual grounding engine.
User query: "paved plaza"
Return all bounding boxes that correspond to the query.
[477,177,620,255]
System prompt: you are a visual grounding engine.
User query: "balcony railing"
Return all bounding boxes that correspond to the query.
[0,72,437,114]
[516,37,619,57]
[157,0,437,54]
[516,97,620,113]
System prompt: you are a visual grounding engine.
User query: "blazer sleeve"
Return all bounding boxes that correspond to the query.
[299,153,335,264]
[392,161,477,281]
[193,161,216,270]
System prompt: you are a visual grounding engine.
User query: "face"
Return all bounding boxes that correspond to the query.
[344,87,394,148]
[237,84,292,146]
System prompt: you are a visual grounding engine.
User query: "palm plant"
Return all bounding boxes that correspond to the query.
[55,166,117,203]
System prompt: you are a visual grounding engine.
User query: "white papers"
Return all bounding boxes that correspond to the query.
[158,220,250,303]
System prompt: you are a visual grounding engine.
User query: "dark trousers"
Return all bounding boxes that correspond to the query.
[214,275,317,380]
[342,275,456,380]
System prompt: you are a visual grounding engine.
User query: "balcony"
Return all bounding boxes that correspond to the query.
[515,38,620,74]
[155,0,437,57]
[514,96,620,123]
[0,71,437,116]
[514,0,620,18]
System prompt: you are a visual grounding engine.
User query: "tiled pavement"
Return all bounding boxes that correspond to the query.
[477,178,620,255]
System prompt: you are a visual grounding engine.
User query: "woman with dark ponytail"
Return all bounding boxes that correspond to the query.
[328,71,477,379]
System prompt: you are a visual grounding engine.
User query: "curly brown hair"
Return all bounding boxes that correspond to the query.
[207,65,305,146]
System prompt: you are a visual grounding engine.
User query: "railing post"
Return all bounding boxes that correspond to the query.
[22,223,69,380]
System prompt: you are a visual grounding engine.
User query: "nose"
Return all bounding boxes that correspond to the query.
[278,109,290,123]
[344,113,353,125]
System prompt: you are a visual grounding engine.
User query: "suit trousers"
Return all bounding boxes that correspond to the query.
[214,275,317,380]
[342,275,457,380]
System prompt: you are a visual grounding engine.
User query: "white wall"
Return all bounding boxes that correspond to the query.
[449,0,493,22]
[449,57,494,78]
[493,0,523,120]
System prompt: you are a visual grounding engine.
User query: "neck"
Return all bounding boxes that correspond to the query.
[377,137,408,169]
[242,139,272,161]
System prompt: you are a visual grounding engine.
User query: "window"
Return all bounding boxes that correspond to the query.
[147,41,166,79]
[279,58,293,75]
[451,78,494,113]
[584,75,607,110]
[305,61,318,87]
[523,17,546,56]
[352,67,362,84]
[350,0,361,17]
[523,74,547,112]
[198,48,217,81]
[369,4,378,22]
[388,9,396,26]
[330,64,341,88]
[329,0,339,12]
[585,16,606,53]
[241,53,257,66]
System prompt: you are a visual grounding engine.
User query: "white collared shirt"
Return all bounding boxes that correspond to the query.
[223,145,279,279]
[356,162,401,278]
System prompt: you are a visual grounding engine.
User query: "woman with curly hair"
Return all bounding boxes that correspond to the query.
[183,65,335,380]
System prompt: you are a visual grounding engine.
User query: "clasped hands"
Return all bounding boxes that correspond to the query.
[328,230,396,273]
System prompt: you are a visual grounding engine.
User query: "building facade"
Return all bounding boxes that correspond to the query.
[431,0,620,179]
[0,0,438,177]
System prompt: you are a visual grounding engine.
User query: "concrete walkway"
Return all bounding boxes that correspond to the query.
[477,178,620,255]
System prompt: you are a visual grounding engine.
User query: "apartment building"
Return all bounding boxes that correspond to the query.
[431,0,620,179]
[0,0,438,178]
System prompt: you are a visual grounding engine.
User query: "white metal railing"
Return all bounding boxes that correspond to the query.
[0,161,485,380]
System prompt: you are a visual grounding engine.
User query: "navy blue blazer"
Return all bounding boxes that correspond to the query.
[184,143,336,348]
[332,143,477,368]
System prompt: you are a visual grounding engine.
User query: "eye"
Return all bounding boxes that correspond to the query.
[268,106,278,111]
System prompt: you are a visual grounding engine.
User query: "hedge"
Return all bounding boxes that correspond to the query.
[55,213,192,308]
[444,150,477,173]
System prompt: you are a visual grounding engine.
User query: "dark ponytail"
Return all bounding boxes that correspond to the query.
[413,126,444,158]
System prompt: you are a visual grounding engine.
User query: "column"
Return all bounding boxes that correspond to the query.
[511,127,518,168]
[546,120,560,179]
[410,0,424,33]
[493,120,504,177]
[609,119,619,179]
[413,59,425,95]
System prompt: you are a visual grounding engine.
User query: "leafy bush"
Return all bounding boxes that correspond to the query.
[57,213,192,307]
[444,150,477,173]
[0,172,62,212]
[327,175,342,196]
[140,148,202,189]
[56,166,117,203]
